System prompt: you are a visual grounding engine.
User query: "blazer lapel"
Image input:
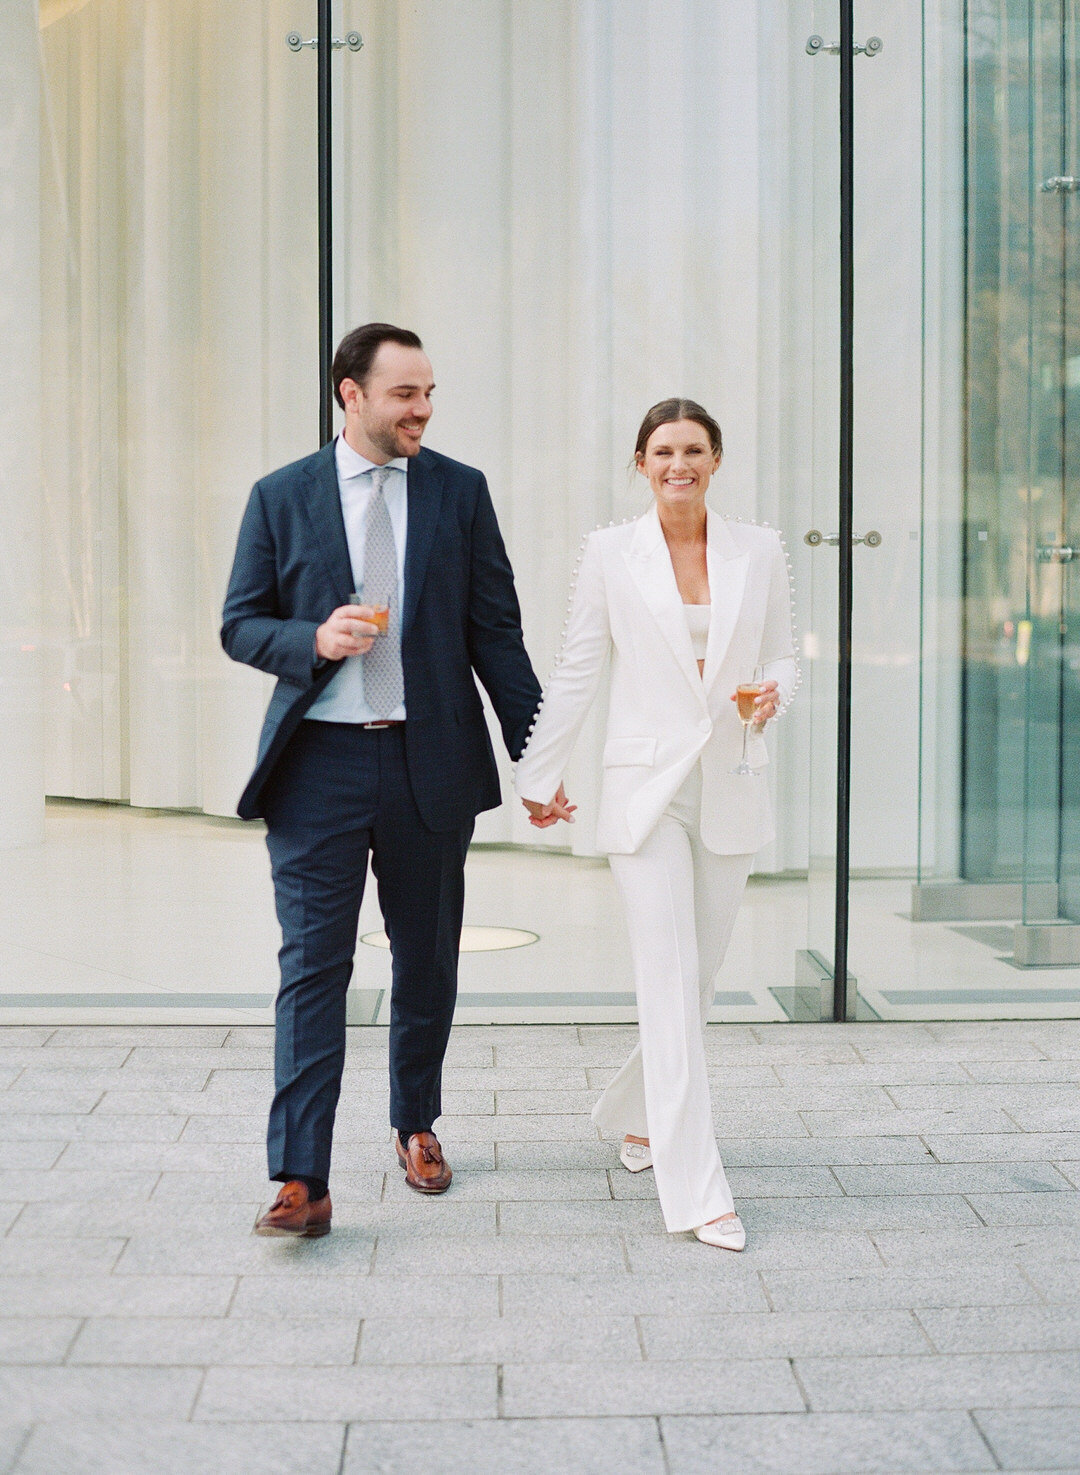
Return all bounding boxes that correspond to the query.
[623,507,704,702]
[401,450,445,635]
[702,509,750,693]
[300,442,354,604]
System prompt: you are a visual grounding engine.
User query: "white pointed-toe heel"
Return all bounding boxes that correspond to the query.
[693,1214,745,1252]
[619,1138,653,1173]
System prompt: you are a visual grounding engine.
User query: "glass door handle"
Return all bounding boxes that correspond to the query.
[806,35,883,57]
[1036,544,1078,563]
[1040,176,1080,193]
[804,529,883,548]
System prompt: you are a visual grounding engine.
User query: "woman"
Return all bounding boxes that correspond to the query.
[514,399,797,1249]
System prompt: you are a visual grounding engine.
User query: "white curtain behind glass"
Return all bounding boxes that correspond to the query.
[38,0,808,862]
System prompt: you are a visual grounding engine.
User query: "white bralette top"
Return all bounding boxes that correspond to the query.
[683,603,711,659]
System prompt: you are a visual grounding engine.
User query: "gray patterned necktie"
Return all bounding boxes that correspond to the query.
[362,466,405,717]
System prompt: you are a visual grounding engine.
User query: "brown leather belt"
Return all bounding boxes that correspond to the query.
[360,720,405,730]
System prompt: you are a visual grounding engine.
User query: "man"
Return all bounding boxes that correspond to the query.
[222,323,559,1236]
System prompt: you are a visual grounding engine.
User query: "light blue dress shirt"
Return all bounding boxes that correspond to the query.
[306,434,409,723]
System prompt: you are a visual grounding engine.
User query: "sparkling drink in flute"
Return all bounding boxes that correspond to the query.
[731,666,764,776]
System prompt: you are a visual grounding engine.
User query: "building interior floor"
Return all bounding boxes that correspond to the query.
[2,802,1077,1030]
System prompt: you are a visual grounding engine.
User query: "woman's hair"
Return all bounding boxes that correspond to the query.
[633,398,723,462]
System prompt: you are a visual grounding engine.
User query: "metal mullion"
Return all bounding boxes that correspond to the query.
[833,0,855,1021]
[317,0,333,446]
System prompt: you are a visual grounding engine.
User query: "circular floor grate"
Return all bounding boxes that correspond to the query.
[360,925,539,953]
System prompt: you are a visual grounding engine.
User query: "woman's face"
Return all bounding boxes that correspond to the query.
[636,419,721,511]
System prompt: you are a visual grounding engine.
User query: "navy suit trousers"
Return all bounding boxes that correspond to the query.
[261,720,473,1184]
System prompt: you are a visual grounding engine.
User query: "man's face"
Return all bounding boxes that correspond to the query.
[343,342,435,459]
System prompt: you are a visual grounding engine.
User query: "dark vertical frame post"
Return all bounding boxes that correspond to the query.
[317,0,333,446]
[833,0,855,1020]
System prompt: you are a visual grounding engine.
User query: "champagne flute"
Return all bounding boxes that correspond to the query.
[731,665,765,776]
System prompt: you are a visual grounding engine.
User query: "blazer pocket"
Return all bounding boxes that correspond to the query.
[603,736,657,767]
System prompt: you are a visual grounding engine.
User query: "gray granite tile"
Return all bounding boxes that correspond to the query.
[437,1169,611,1201]
[770,1061,975,1086]
[0,1275,236,1317]
[659,1411,994,1474]
[0,1170,160,1203]
[341,1417,665,1475]
[739,1195,981,1232]
[711,1112,811,1138]
[761,1266,1039,1312]
[358,1313,640,1364]
[497,1200,661,1234]
[872,1226,1080,1268]
[371,1233,627,1276]
[47,1027,229,1047]
[10,1067,211,1092]
[229,1274,499,1319]
[833,1163,1073,1195]
[493,1141,616,1170]
[0,1114,184,1142]
[924,1134,1080,1163]
[499,1272,768,1317]
[640,1309,926,1359]
[501,1358,805,1417]
[115,1228,376,1276]
[917,1306,1080,1353]
[802,1109,1021,1137]
[0,1143,65,1171]
[6,1200,260,1238]
[0,1239,125,1275]
[0,1070,24,1090]
[56,1141,267,1173]
[795,1352,1080,1412]
[493,1089,599,1114]
[196,1364,496,1422]
[714,1086,902,1112]
[0,1091,103,1115]
[0,1029,53,1045]
[428,1114,601,1142]
[13,1421,346,1475]
[716,1137,937,1167]
[0,1047,130,1068]
[0,1367,201,1419]
[0,1318,80,1365]
[149,1169,385,1204]
[964,1060,1080,1082]
[1024,1264,1080,1303]
[972,1407,1080,1470]
[623,1230,884,1273]
[888,1084,1080,1111]
[964,1192,1080,1226]
[69,1315,361,1366]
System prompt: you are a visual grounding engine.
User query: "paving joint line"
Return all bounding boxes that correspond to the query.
[967,1408,1005,1469]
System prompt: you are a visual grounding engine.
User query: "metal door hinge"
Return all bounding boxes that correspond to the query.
[1036,544,1078,563]
[1040,176,1080,193]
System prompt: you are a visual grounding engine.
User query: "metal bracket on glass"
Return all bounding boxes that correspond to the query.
[1040,176,1080,193]
[1036,544,1078,563]
[286,30,363,52]
[804,529,883,548]
[806,35,883,56]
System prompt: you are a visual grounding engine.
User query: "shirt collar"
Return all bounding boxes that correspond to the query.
[335,433,408,482]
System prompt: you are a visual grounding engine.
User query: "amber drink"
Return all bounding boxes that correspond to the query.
[736,684,762,723]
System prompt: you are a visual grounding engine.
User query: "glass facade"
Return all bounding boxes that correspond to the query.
[27,1,1080,1022]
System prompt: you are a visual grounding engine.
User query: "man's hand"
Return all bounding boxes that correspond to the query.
[522,784,577,829]
[316,605,379,661]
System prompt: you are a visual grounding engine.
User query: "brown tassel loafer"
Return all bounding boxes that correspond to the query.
[395,1130,452,1194]
[253,1181,332,1237]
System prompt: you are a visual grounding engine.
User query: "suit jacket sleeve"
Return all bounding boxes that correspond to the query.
[220,480,325,689]
[758,530,799,714]
[514,532,611,805]
[466,474,544,760]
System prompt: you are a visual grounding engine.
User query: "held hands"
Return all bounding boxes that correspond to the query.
[731,679,780,725]
[316,605,379,661]
[522,784,577,829]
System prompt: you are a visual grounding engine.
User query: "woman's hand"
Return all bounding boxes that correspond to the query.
[522,784,577,828]
[730,679,780,726]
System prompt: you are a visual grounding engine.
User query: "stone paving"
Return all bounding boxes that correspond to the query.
[0,1020,1079,1473]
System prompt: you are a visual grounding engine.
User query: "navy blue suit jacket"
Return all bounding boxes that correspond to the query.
[221,441,542,828]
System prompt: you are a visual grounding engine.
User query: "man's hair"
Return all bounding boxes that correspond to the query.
[332,323,424,408]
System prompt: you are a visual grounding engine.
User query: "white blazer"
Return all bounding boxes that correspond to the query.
[514,506,798,856]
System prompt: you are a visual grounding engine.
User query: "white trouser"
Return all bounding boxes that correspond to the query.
[594,763,753,1233]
